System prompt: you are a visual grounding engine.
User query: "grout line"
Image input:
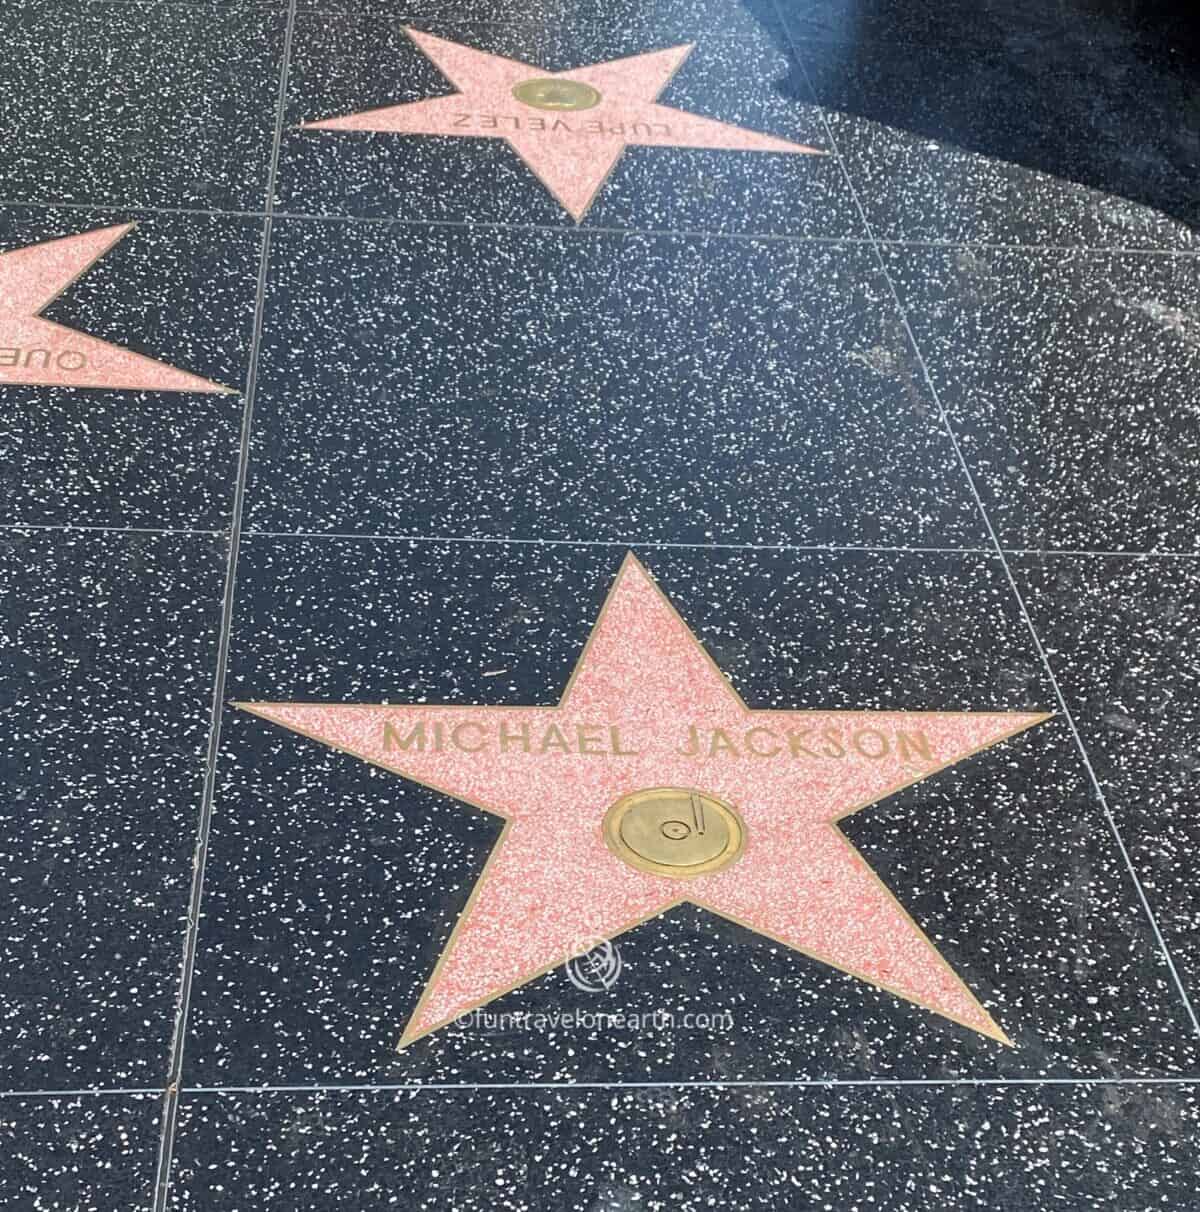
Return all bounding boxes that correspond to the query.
[1,518,1195,560]
[273,212,865,243]
[0,1087,164,1100]
[242,531,997,554]
[290,8,765,33]
[70,0,759,36]
[276,6,791,38]
[775,3,1200,1044]
[149,3,299,1208]
[77,1,283,11]
[873,239,1197,257]
[240,531,1200,558]
[0,196,1195,258]
[78,0,282,6]
[2,1075,1198,1101]
[4,523,1197,559]
[0,199,266,221]
[2,523,223,537]
[1002,548,1200,559]
[270,217,1196,259]
[183,1076,1200,1095]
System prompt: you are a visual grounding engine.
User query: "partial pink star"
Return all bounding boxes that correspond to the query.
[0,224,233,393]
[304,28,824,220]
[240,555,1051,1048]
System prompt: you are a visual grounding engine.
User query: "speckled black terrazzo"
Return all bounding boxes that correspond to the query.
[793,26,1200,250]
[0,530,224,1088]
[0,2,285,211]
[243,222,980,546]
[291,0,784,41]
[811,108,1197,253]
[884,247,1200,553]
[782,0,1200,51]
[179,539,1199,1085]
[169,1083,1200,1210]
[1011,554,1200,1007]
[1,1095,159,1212]
[0,209,260,529]
[275,20,858,235]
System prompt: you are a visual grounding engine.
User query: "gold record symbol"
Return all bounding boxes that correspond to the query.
[603,787,746,879]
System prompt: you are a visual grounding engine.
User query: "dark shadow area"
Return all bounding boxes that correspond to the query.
[759,0,1200,230]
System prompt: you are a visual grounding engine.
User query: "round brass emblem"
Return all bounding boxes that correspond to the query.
[512,78,602,112]
[603,788,745,879]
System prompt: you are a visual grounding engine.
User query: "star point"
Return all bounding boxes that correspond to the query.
[0,224,234,394]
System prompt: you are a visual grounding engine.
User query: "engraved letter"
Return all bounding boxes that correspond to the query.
[576,724,605,754]
[897,730,933,763]
[852,729,889,759]
[609,726,639,755]
[744,727,780,757]
[499,721,531,753]
[708,728,738,757]
[451,721,486,753]
[383,721,425,752]
[539,723,572,754]
[787,731,820,759]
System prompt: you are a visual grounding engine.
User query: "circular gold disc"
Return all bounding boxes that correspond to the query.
[603,788,745,879]
[512,78,602,112]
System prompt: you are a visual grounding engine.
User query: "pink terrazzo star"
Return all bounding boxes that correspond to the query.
[241,556,1051,1048]
[0,224,232,393]
[304,28,824,220]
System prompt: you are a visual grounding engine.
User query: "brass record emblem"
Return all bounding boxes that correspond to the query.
[512,78,602,112]
[603,788,745,879]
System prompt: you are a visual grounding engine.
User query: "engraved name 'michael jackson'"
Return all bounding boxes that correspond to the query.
[383,719,935,763]
[451,112,672,136]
